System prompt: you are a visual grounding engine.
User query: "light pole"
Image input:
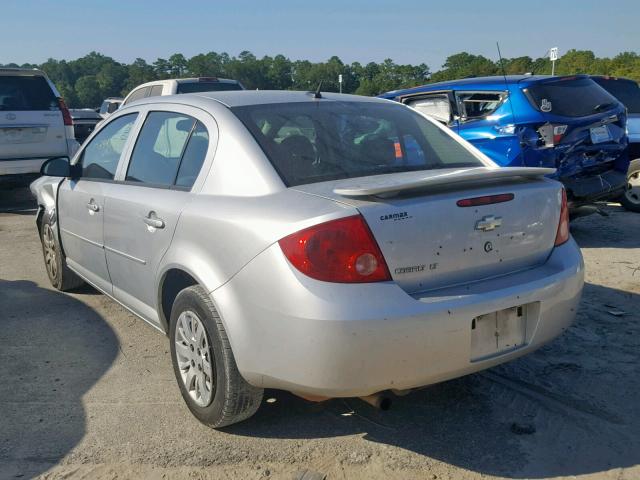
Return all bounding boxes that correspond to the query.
[550,47,559,75]
[338,74,343,94]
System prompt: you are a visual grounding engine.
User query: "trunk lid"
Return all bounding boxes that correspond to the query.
[293,167,561,293]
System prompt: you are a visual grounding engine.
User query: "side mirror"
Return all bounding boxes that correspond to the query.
[40,157,81,178]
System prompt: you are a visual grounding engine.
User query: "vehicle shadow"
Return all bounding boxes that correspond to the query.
[571,204,640,248]
[227,282,640,478]
[0,279,119,479]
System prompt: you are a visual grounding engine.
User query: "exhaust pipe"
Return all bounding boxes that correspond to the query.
[359,393,392,410]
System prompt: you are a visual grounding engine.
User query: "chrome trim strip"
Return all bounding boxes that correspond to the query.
[104,245,147,265]
[60,228,103,248]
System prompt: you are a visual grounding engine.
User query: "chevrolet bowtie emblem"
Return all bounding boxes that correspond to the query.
[475,215,502,232]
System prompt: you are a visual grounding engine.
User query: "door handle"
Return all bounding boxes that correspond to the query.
[86,200,100,212]
[143,212,165,229]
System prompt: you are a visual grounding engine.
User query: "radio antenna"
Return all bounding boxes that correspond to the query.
[496,42,517,124]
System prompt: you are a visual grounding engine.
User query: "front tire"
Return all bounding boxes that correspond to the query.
[621,158,640,213]
[40,214,84,291]
[169,285,263,428]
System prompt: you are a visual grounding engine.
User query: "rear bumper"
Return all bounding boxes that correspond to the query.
[212,240,584,397]
[0,158,47,176]
[563,169,627,206]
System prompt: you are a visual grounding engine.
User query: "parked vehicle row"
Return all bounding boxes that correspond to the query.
[31,90,583,428]
[6,65,639,429]
[380,75,631,215]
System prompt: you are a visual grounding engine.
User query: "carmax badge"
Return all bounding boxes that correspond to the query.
[475,215,502,232]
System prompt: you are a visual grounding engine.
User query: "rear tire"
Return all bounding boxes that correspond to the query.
[169,285,263,428]
[40,214,85,291]
[620,158,640,213]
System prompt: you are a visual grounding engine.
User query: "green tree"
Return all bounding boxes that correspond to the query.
[431,52,497,82]
[124,58,156,94]
[74,75,103,108]
[168,53,188,77]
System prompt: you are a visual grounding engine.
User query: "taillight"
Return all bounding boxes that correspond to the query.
[58,98,73,126]
[538,123,568,147]
[554,188,570,246]
[279,215,391,283]
[552,124,568,144]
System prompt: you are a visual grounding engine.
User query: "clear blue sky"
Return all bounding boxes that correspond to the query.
[2,0,638,69]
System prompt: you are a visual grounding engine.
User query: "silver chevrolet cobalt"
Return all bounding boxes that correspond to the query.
[31,90,584,427]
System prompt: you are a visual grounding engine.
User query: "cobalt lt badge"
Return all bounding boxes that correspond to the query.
[484,241,493,253]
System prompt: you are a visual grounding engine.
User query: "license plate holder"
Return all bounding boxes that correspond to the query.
[590,125,611,144]
[470,305,527,361]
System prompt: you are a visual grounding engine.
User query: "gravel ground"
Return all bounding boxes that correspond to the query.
[0,184,638,480]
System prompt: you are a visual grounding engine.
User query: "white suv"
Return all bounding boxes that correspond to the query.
[121,77,244,107]
[0,68,79,179]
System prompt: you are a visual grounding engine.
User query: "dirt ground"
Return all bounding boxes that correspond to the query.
[0,184,638,480]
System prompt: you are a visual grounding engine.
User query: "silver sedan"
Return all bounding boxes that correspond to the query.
[31,90,584,427]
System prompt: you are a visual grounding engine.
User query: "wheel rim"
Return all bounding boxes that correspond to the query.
[174,310,214,407]
[43,224,58,280]
[625,169,640,205]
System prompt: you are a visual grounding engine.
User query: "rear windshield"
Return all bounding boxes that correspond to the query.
[525,77,619,117]
[232,101,483,187]
[0,75,57,111]
[177,82,242,94]
[592,78,640,114]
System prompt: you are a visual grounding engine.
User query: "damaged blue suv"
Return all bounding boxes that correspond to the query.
[381,75,629,212]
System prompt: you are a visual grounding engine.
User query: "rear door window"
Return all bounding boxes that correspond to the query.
[175,121,209,188]
[526,77,619,117]
[126,111,209,188]
[404,94,452,123]
[80,113,138,180]
[124,87,150,105]
[456,92,504,120]
[0,75,57,111]
[148,85,164,97]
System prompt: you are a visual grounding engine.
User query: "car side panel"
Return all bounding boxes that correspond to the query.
[155,190,355,329]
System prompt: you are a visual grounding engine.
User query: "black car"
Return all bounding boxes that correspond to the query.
[69,108,102,144]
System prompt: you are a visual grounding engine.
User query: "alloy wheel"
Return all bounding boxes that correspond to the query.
[625,169,640,206]
[43,224,58,280]
[174,310,214,407]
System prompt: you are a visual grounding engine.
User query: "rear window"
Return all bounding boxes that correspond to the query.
[0,75,57,111]
[177,82,242,94]
[232,101,483,187]
[525,77,619,117]
[592,78,640,114]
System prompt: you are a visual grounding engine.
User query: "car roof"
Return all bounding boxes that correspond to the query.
[133,77,241,89]
[175,77,240,84]
[382,74,590,97]
[129,90,392,108]
[591,75,638,84]
[0,67,47,77]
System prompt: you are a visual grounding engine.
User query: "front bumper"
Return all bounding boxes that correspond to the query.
[212,240,584,397]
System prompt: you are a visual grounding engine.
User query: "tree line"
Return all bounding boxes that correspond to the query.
[3,49,640,108]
